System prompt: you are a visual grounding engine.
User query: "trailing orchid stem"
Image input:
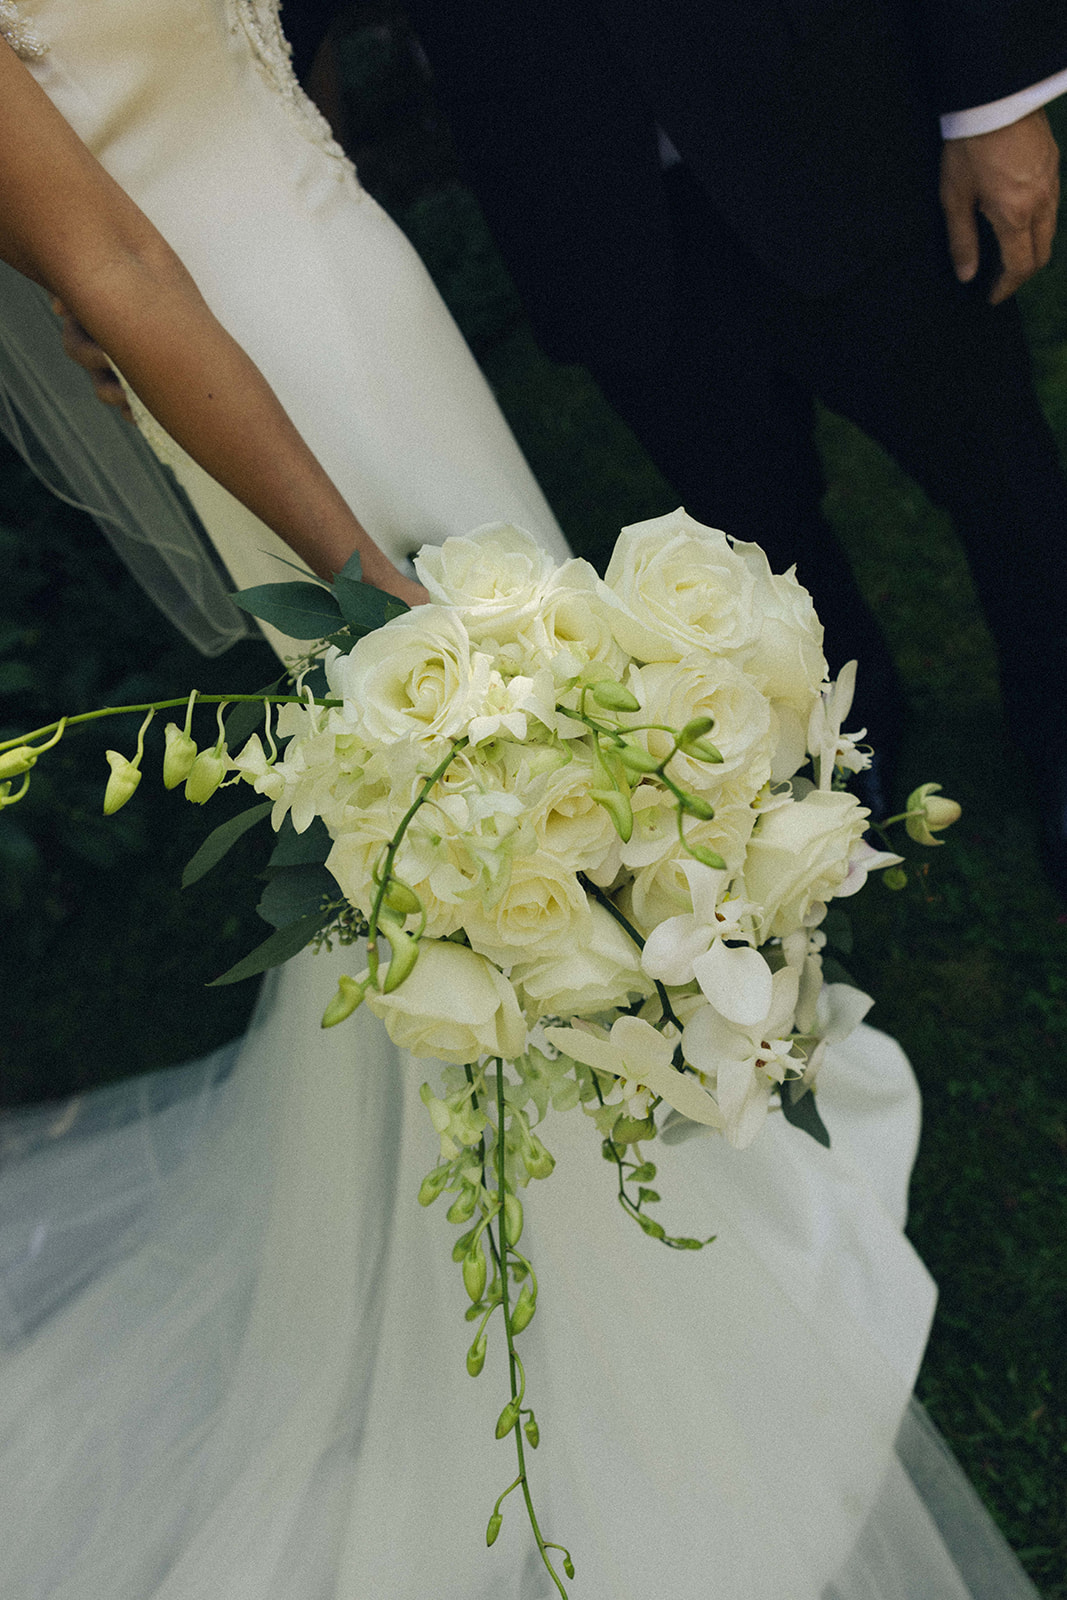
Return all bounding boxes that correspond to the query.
[0,694,343,756]
[487,1062,571,1597]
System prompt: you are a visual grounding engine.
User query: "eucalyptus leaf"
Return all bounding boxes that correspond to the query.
[207,909,328,986]
[257,863,336,929]
[267,814,332,870]
[780,1079,831,1148]
[230,582,343,639]
[330,575,409,635]
[334,550,363,582]
[181,800,273,887]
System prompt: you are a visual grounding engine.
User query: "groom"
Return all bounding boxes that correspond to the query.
[403,0,1067,892]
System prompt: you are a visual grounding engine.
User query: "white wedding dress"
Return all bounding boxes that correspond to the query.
[0,5,1043,1598]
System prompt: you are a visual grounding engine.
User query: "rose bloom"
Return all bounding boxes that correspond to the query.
[511,902,654,1019]
[729,540,826,717]
[527,754,620,873]
[627,653,774,799]
[363,940,527,1064]
[329,606,482,748]
[743,789,870,938]
[414,523,556,644]
[459,854,593,967]
[601,509,760,664]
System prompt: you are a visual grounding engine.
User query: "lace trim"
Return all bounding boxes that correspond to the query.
[226,0,360,192]
[0,1,47,60]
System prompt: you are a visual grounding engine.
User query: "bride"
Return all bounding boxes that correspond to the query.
[0,9,1043,1599]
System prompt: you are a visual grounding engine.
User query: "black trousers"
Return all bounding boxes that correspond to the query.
[589,165,1067,749]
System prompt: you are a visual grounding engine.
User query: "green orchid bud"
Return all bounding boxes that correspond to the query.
[494,1397,521,1439]
[591,786,634,842]
[447,1184,479,1224]
[615,741,662,775]
[637,1213,666,1241]
[462,1242,488,1303]
[486,1512,503,1548]
[522,1135,555,1181]
[612,1114,656,1145]
[510,1280,537,1333]
[523,1411,540,1449]
[678,715,715,744]
[184,745,228,804]
[882,865,908,891]
[162,722,198,789]
[0,746,37,781]
[675,790,715,820]
[685,842,727,870]
[563,1553,576,1579]
[320,974,365,1028]
[382,880,421,917]
[382,926,420,992]
[502,1191,524,1246]
[630,1161,657,1182]
[103,750,142,815]
[682,737,723,763]
[466,1332,488,1377]
[589,679,641,714]
[417,1165,452,1207]
[904,783,962,846]
[451,1224,479,1262]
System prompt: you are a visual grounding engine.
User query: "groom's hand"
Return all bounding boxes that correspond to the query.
[939,108,1060,305]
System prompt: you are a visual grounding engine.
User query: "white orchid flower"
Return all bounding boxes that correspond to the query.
[640,859,771,1026]
[807,661,871,789]
[544,1015,722,1128]
[834,837,904,899]
[681,966,804,1148]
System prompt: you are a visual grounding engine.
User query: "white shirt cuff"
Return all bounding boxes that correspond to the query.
[940,67,1067,140]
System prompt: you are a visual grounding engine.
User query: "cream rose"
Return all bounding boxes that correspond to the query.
[602,509,759,663]
[413,524,556,643]
[363,939,527,1064]
[743,789,869,937]
[511,902,653,1018]
[329,607,483,747]
[729,541,826,716]
[627,653,774,799]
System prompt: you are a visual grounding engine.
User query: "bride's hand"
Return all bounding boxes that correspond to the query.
[355,548,428,608]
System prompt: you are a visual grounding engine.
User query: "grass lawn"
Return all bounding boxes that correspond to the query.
[1,11,1065,1592]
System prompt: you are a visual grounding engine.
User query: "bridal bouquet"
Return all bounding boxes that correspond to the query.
[1,510,958,1594]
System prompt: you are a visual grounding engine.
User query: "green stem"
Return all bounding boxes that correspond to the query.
[578,874,682,1032]
[492,1062,568,1599]
[0,695,342,755]
[365,741,464,987]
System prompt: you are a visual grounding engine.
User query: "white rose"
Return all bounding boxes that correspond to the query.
[329,607,483,747]
[627,653,774,799]
[413,524,556,643]
[730,541,826,716]
[363,940,527,1064]
[511,902,653,1019]
[513,560,629,680]
[461,854,592,966]
[743,789,869,937]
[602,509,759,663]
[529,754,620,873]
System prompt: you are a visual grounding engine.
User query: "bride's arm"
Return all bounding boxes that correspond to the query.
[0,40,425,605]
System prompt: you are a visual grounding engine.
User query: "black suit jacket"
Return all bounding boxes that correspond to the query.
[406,0,1067,362]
